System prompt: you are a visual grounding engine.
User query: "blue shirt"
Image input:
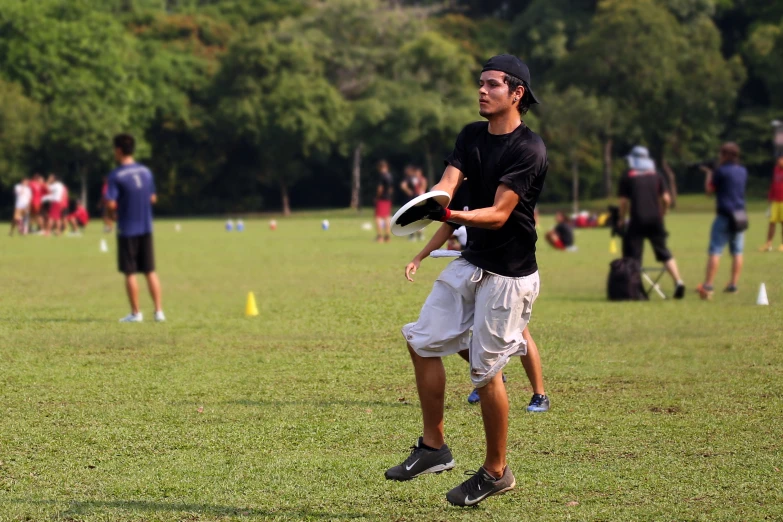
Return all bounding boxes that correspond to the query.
[713,163,747,214]
[106,163,156,237]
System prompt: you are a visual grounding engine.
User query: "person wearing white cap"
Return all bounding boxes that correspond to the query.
[617,145,685,298]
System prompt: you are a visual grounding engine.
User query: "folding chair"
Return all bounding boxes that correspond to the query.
[641,266,667,299]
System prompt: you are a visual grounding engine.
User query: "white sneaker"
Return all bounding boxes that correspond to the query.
[119,312,143,323]
[154,311,166,322]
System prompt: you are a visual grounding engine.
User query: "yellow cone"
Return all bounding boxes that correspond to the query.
[245,292,259,317]
[609,238,618,255]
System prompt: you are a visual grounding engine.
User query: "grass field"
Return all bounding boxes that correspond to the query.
[1,210,782,521]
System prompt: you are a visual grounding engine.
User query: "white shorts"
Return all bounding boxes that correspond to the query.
[402,258,540,388]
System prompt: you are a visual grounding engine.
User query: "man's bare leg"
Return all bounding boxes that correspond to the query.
[459,327,545,396]
[145,272,163,312]
[704,254,720,287]
[409,345,446,449]
[125,274,140,314]
[729,254,743,288]
[520,328,545,395]
[763,222,775,249]
[476,372,508,478]
[664,258,683,285]
[384,218,392,242]
[375,218,384,242]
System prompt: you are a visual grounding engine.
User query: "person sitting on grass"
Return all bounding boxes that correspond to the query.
[545,211,575,251]
[66,200,89,236]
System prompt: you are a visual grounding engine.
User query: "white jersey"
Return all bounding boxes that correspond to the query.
[15,184,32,209]
[42,181,64,203]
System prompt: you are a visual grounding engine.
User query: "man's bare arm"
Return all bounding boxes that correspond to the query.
[700,166,715,195]
[405,222,456,282]
[661,192,671,215]
[447,184,519,230]
[431,165,464,200]
[618,197,630,223]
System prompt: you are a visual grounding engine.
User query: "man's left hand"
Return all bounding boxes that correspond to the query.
[397,199,450,226]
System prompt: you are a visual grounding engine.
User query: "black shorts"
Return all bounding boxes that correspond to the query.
[622,221,672,263]
[118,233,155,274]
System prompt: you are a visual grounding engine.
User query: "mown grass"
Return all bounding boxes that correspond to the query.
[1,210,781,521]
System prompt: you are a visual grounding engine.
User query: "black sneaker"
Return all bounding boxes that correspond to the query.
[446,466,516,507]
[526,394,550,412]
[674,283,685,299]
[724,284,738,293]
[385,437,455,481]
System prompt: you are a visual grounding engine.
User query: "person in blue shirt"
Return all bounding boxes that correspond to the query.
[106,134,165,322]
[696,142,748,300]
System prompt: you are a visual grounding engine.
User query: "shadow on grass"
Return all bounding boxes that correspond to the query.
[13,499,367,520]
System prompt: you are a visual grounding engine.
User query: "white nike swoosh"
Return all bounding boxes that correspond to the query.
[405,459,420,471]
[464,492,492,506]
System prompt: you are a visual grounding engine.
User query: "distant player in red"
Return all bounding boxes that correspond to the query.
[28,173,46,233]
[41,174,66,236]
[761,156,783,252]
[59,182,69,235]
[374,160,393,243]
[66,201,89,235]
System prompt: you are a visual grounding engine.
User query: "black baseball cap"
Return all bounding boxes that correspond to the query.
[481,54,540,105]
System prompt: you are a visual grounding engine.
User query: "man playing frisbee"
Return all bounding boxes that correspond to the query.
[385,55,547,507]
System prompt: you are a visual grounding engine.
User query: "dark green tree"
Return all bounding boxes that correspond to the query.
[0,80,43,188]
[212,29,352,215]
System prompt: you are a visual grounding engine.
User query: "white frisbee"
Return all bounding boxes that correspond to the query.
[429,249,462,258]
[391,190,451,236]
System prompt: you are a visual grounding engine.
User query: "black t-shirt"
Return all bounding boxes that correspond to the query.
[378,172,392,201]
[617,169,666,225]
[555,223,573,247]
[448,183,471,215]
[445,121,548,277]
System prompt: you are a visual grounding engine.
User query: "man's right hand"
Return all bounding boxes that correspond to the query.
[405,257,422,282]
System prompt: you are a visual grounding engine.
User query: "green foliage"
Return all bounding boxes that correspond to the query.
[0,0,153,181]
[509,0,595,78]
[0,0,778,212]
[745,21,783,107]
[556,0,744,177]
[0,80,43,187]
[211,26,351,213]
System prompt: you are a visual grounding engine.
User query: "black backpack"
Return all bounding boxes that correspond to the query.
[607,258,647,301]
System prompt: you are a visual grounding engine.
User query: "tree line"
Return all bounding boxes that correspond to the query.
[1,0,781,215]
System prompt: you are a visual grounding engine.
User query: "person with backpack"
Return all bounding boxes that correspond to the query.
[617,146,685,299]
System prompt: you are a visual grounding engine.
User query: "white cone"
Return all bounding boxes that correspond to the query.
[100,238,108,253]
[756,283,769,306]
[175,223,181,232]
